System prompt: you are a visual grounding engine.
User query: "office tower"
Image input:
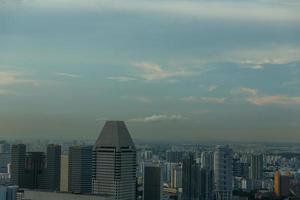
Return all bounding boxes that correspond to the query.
[170,164,182,189]
[166,151,184,163]
[143,163,162,200]
[274,170,290,198]
[24,152,46,189]
[201,151,214,170]
[163,162,178,184]
[0,141,10,154]
[214,145,233,200]
[182,153,202,200]
[233,159,249,178]
[0,152,10,173]
[69,145,93,194]
[92,121,137,200]
[11,144,26,187]
[200,168,214,200]
[250,154,263,189]
[46,144,61,191]
[60,155,69,192]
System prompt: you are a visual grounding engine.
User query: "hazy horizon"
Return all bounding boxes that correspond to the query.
[0,0,299,142]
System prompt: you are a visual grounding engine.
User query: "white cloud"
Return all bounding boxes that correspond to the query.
[0,71,40,86]
[207,85,218,92]
[128,114,185,122]
[181,96,226,104]
[247,95,300,106]
[231,87,258,96]
[56,72,81,78]
[121,95,152,103]
[108,76,137,82]
[131,61,194,81]
[233,86,300,106]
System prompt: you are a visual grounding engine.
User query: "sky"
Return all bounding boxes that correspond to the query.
[0,0,299,142]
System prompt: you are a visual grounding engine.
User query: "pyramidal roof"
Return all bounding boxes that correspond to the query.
[95,121,135,148]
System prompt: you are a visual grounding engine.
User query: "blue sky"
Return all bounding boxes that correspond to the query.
[0,0,299,142]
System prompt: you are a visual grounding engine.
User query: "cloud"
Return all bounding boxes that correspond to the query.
[131,61,194,81]
[224,46,300,69]
[128,114,185,122]
[233,87,300,106]
[0,71,40,86]
[231,87,258,96]
[108,76,137,82]
[19,0,300,23]
[121,95,152,103]
[247,95,300,106]
[207,85,218,92]
[181,96,226,104]
[56,72,81,78]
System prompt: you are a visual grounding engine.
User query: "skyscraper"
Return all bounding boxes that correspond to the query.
[24,152,46,189]
[46,144,61,191]
[274,169,291,198]
[92,121,137,200]
[60,155,69,192]
[182,153,202,200]
[214,145,233,200]
[143,163,162,200]
[11,144,26,187]
[170,164,182,189]
[69,145,93,194]
[201,151,214,170]
[250,154,263,189]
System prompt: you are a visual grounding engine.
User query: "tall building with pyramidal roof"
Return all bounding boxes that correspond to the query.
[92,121,136,200]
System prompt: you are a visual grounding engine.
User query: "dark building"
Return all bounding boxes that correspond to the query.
[166,151,184,163]
[68,145,93,194]
[182,153,201,200]
[24,152,46,189]
[10,144,61,191]
[46,144,61,191]
[11,144,26,187]
[143,164,162,200]
[233,159,249,178]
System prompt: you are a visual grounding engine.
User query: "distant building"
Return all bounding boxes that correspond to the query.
[92,121,137,200]
[11,144,26,187]
[143,163,162,200]
[201,151,214,171]
[182,153,202,200]
[170,164,182,189]
[166,151,184,163]
[46,144,61,191]
[214,145,233,200]
[10,144,61,191]
[60,155,69,192]
[24,152,46,189]
[249,154,263,189]
[69,145,93,194]
[0,153,10,173]
[274,170,290,198]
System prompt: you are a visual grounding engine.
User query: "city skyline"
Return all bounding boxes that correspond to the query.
[0,0,299,142]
